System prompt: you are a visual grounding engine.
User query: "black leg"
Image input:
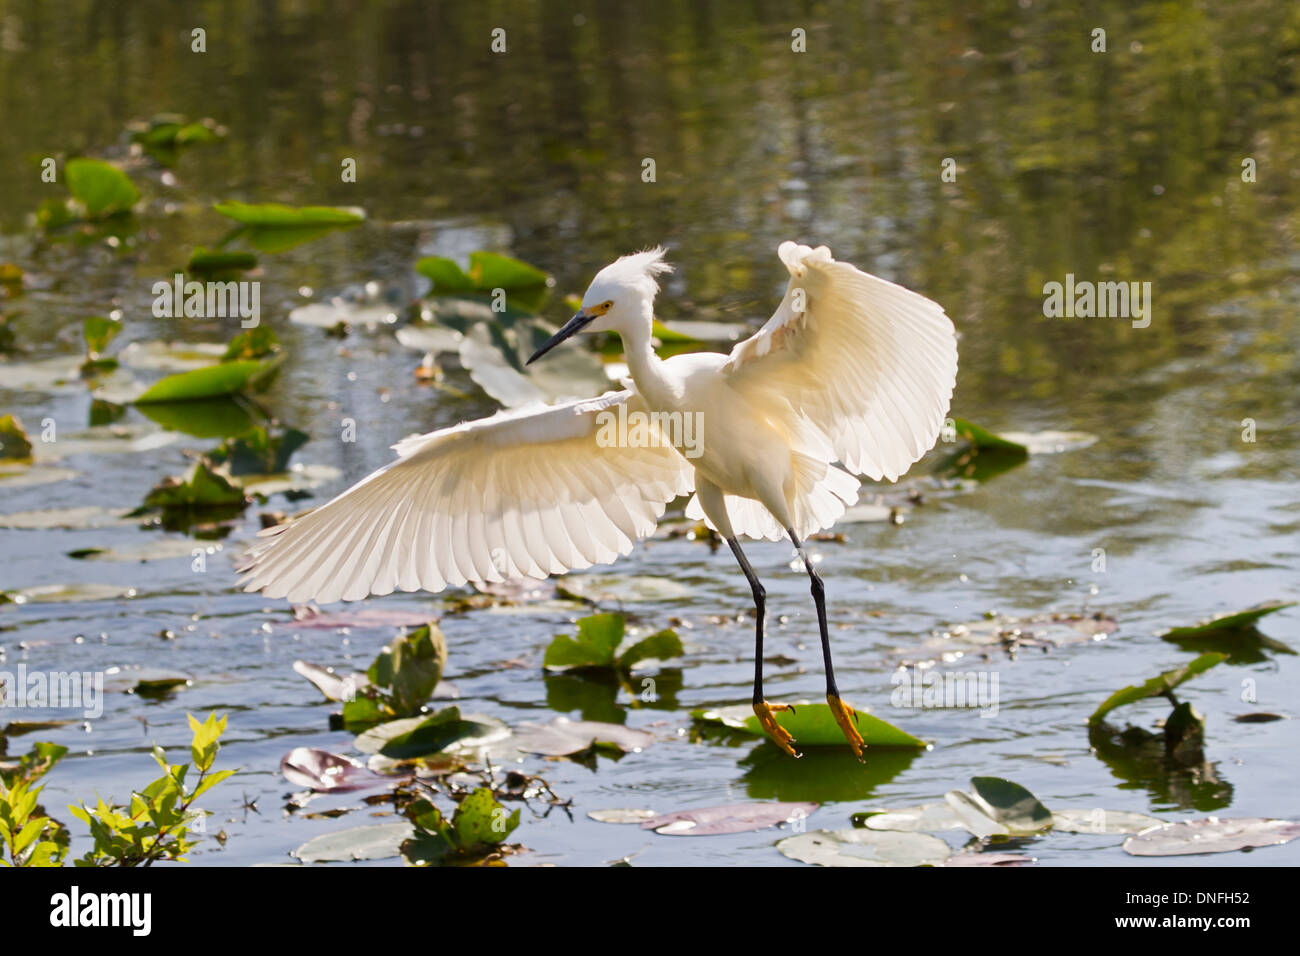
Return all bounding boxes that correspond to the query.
[725,536,766,705]
[726,535,799,757]
[786,528,838,697]
[787,527,865,760]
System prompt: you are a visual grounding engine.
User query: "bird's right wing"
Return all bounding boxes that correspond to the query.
[238,390,694,604]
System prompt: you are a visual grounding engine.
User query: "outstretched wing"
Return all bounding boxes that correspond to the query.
[238,390,694,604]
[723,242,958,481]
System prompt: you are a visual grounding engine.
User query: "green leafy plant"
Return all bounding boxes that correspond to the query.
[0,713,233,867]
[400,787,520,866]
[543,613,683,675]
[134,326,283,404]
[80,316,122,376]
[341,624,448,731]
[1089,652,1228,726]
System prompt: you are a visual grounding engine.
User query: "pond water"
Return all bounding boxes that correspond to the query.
[1,1,1297,866]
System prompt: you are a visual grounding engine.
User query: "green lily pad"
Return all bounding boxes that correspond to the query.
[214,201,365,227]
[187,247,257,277]
[950,418,1028,453]
[133,356,281,403]
[1089,652,1228,726]
[691,701,927,749]
[776,828,951,867]
[65,158,139,218]
[417,251,548,297]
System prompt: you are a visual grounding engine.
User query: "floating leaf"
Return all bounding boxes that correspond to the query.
[82,316,121,359]
[588,808,658,824]
[117,341,229,372]
[1122,817,1300,857]
[853,803,964,832]
[777,828,951,867]
[211,426,307,475]
[142,461,248,510]
[1160,601,1295,640]
[0,414,33,461]
[401,788,519,866]
[556,574,693,604]
[292,660,367,703]
[280,747,395,793]
[692,701,927,749]
[367,624,447,717]
[543,613,624,671]
[1089,652,1228,725]
[641,802,816,836]
[0,506,135,531]
[508,716,654,757]
[65,158,139,218]
[186,247,258,278]
[133,356,282,403]
[279,606,438,631]
[949,418,1029,453]
[294,822,412,863]
[214,201,365,227]
[353,708,509,760]
[969,776,1053,832]
[1051,809,1165,834]
[943,852,1035,866]
[417,251,548,299]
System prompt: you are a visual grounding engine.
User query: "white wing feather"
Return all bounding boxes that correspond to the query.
[238,390,694,603]
[723,242,958,482]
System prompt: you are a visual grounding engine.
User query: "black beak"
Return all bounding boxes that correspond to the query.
[526,310,593,365]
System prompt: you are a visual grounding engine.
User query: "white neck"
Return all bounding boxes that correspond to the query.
[619,301,670,406]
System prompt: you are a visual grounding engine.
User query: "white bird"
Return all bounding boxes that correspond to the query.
[239,242,957,759]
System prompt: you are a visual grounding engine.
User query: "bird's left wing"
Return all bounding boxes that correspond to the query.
[238,390,694,603]
[722,242,958,481]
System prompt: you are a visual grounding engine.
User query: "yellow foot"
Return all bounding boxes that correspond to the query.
[827,693,867,762]
[754,700,801,758]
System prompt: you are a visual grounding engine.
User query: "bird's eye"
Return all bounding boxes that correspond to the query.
[601,300,613,310]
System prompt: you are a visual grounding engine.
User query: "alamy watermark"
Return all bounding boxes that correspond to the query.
[1042,274,1151,329]
[0,664,103,719]
[594,402,703,459]
[152,273,260,327]
[890,666,999,718]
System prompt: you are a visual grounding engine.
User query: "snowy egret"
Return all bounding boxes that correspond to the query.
[240,242,957,759]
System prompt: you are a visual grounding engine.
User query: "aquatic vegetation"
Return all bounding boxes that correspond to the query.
[400,788,520,866]
[129,114,224,167]
[213,200,365,253]
[0,713,232,867]
[692,701,927,750]
[133,327,282,404]
[542,612,682,674]
[0,415,32,461]
[1089,651,1228,726]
